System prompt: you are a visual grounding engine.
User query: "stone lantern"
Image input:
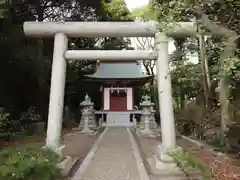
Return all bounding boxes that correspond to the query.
[78,94,95,133]
[139,95,154,134]
[86,96,97,128]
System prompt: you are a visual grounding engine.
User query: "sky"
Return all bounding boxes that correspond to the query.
[125,0,149,11]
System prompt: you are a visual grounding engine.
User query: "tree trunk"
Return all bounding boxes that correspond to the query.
[198,34,210,108]
[179,82,185,109]
[204,49,211,92]
[218,78,230,132]
[218,36,236,132]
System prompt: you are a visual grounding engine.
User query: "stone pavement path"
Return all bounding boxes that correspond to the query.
[72,127,143,180]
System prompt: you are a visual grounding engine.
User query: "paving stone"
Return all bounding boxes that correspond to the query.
[79,127,140,180]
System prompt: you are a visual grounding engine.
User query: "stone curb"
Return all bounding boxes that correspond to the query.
[58,156,78,176]
[131,129,152,174]
[127,128,150,180]
[180,135,225,156]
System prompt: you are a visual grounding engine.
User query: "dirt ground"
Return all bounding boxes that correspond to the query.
[177,136,240,180]
[1,128,98,154]
[62,131,98,159]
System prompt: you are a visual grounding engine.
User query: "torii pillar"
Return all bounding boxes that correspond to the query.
[155,33,176,159]
[46,33,68,150]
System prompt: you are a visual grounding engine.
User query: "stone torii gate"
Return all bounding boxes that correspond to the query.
[23,21,197,159]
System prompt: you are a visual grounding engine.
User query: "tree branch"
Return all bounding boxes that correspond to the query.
[189,6,238,39]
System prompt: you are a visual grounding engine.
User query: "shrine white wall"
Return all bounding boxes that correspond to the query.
[127,88,133,111]
[103,88,110,110]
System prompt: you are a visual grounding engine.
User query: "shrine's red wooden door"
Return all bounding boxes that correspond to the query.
[110,92,127,111]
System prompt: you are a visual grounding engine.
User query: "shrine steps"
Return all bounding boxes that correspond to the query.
[105,111,132,126]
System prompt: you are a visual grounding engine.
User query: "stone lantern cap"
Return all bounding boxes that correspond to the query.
[140,95,154,107]
[80,94,94,107]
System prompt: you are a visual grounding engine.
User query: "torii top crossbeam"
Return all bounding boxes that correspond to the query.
[23,21,197,37]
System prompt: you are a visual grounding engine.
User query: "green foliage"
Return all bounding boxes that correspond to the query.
[0,108,10,129]
[18,107,41,135]
[0,146,61,180]
[20,107,41,122]
[140,85,155,100]
[170,150,211,180]
[152,0,190,21]
[150,0,193,32]
[171,63,201,100]
[100,37,133,50]
[102,0,132,21]
[131,4,157,21]
[225,57,240,86]
[100,0,133,52]
[0,108,10,135]
[205,38,223,78]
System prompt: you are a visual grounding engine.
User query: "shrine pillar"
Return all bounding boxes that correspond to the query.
[155,32,176,151]
[46,33,68,150]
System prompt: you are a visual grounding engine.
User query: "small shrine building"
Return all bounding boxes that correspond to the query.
[85,61,151,126]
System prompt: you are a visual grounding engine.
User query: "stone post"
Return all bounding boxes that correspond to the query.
[155,33,176,152]
[132,114,137,127]
[99,117,102,128]
[46,33,68,150]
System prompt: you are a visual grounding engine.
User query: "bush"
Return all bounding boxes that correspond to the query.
[20,107,41,123]
[20,107,41,133]
[0,108,12,137]
[0,146,61,180]
[0,108,10,127]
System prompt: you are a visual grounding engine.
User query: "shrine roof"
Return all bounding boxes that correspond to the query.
[85,62,151,80]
